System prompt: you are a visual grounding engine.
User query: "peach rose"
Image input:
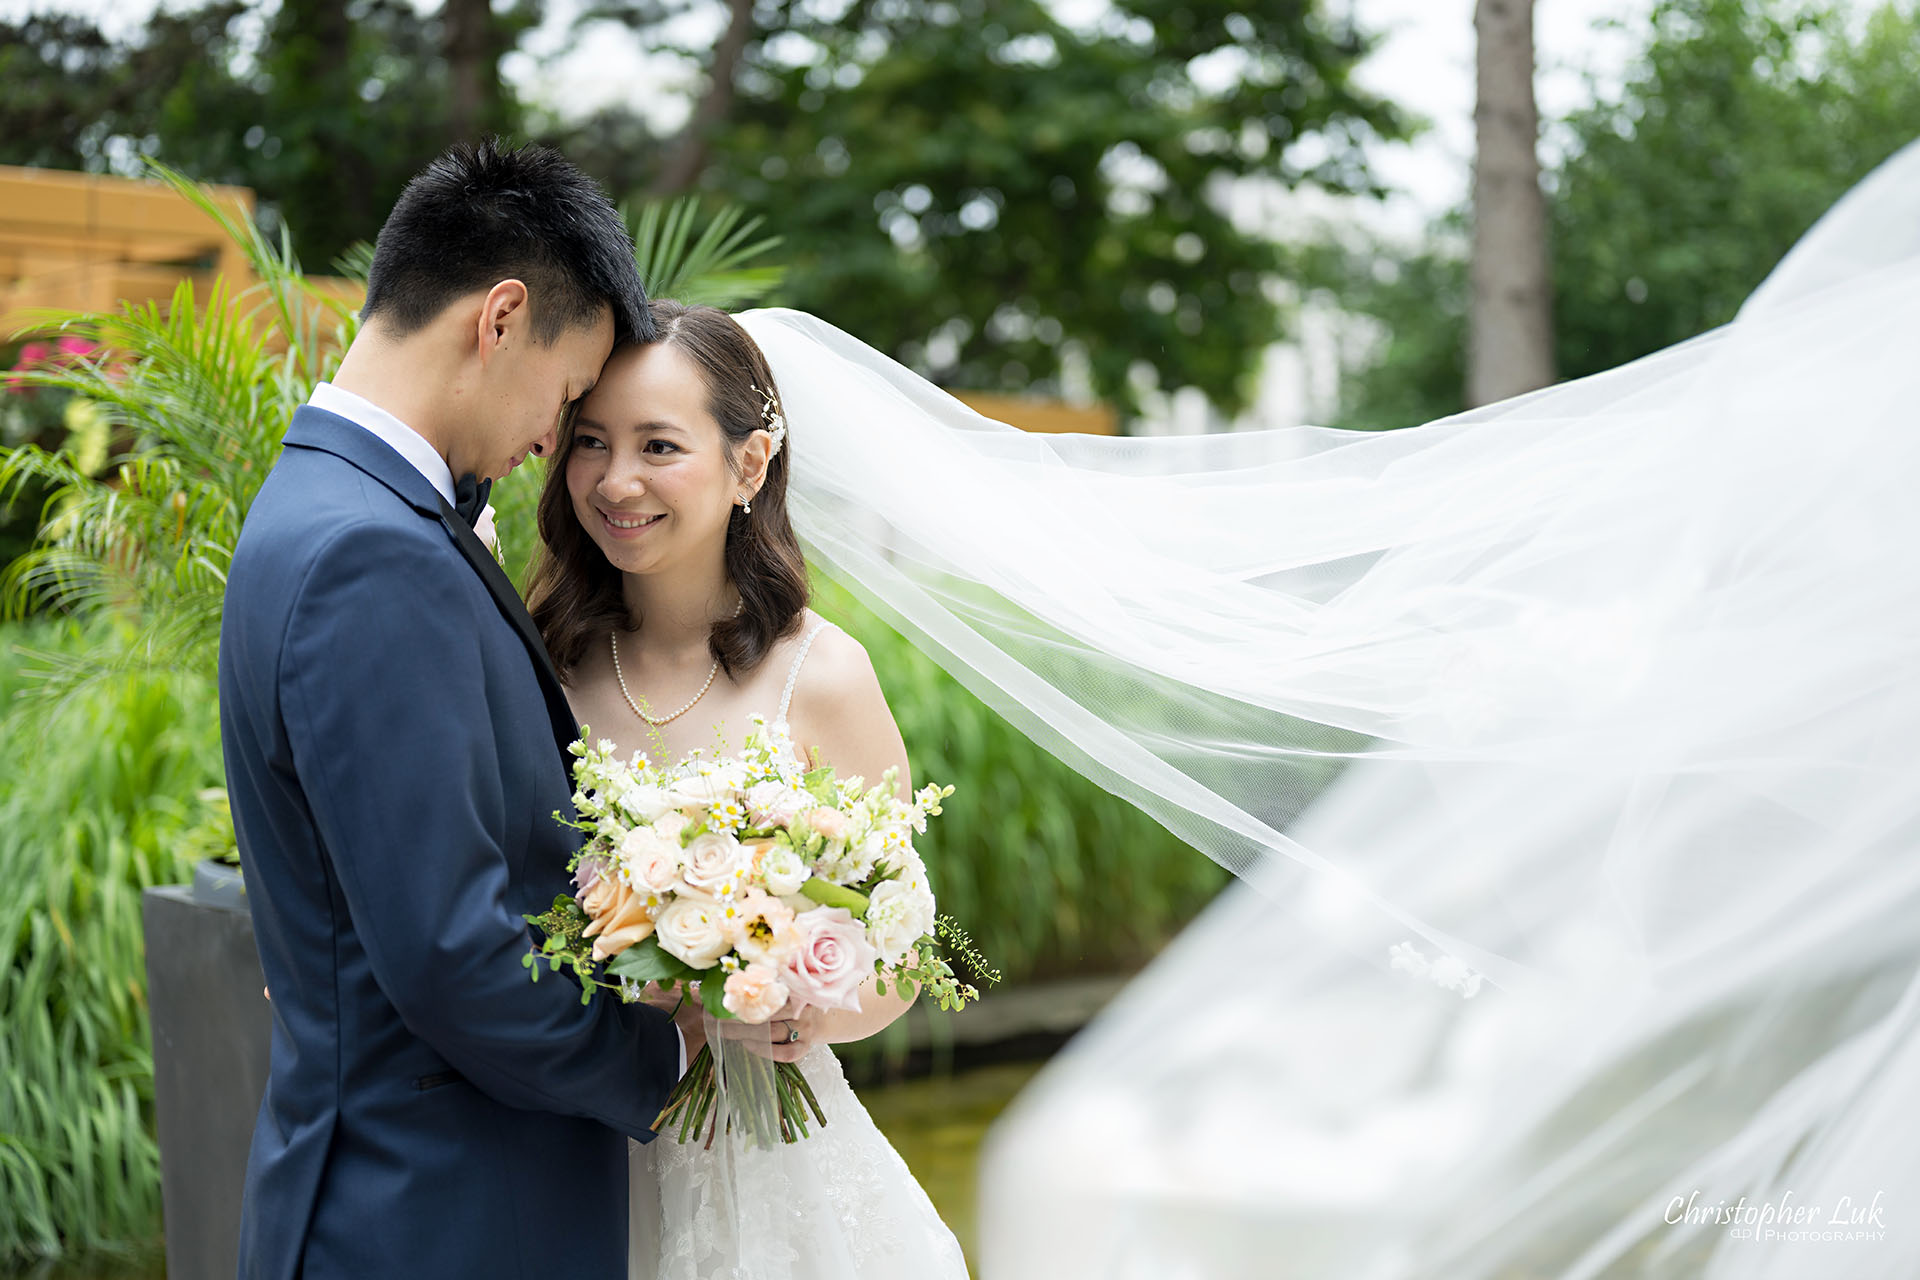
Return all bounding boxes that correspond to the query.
[801,807,850,841]
[580,876,656,962]
[721,961,790,1024]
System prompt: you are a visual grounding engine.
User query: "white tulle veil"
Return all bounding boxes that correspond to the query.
[732,136,1920,1278]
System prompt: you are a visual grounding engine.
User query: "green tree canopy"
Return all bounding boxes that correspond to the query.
[0,0,532,269]
[568,0,1411,417]
[1323,0,1920,430]
[1551,0,1920,381]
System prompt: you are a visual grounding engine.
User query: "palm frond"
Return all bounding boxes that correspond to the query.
[331,240,376,284]
[141,161,358,390]
[0,177,341,703]
[629,198,785,309]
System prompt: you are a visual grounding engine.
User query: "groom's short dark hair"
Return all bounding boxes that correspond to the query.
[360,138,652,345]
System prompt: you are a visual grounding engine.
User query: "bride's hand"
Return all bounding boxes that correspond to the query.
[707,995,825,1064]
[769,996,830,1063]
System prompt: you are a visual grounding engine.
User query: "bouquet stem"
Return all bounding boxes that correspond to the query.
[650,1042,826,1148]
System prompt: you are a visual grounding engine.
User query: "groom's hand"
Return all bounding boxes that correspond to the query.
[671,995,708,1062]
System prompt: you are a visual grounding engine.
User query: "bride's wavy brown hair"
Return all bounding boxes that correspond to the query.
[527,300,810,682]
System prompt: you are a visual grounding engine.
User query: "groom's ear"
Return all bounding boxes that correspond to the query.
[474,279,532,365]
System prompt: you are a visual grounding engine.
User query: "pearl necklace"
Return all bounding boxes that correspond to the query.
[610,597,744,726]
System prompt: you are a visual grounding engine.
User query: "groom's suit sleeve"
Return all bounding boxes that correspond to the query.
[278,522,678,1140]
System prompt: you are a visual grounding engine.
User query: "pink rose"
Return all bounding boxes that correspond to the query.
[721,962,790,1024]
[781,907,878,1013]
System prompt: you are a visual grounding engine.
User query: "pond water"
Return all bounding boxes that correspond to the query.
[16,1060,1044,1280]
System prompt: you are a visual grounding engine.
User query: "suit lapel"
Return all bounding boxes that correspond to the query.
[434,499,583,762]
[282,405,582,761]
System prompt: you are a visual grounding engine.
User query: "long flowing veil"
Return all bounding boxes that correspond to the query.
[734,136,1920,1278]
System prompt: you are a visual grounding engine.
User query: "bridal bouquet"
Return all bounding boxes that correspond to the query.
[524,714,991,1146]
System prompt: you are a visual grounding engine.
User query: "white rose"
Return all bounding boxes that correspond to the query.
[667,770,738,812]
[679,831,751,897]
[653,894,732,969]
[653,811,691,845]
[865,878,935,966]
[616,781,676,824]
[619,826,683,894]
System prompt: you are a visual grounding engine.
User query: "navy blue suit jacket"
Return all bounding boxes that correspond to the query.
[218,406,678,1280]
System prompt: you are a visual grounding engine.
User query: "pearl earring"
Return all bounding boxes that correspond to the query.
[740,494,753,514]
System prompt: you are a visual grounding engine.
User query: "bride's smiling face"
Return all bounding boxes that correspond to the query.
[564,341,750,573]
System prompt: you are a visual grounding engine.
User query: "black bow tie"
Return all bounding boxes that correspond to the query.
[452,472,492,528]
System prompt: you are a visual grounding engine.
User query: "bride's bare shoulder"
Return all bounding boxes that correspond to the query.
[787,611,878,706]
[784,611,909,786]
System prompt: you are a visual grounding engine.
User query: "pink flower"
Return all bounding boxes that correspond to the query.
[781,907,878,1013]
[16,342,48,367]
[573,854,609,893]
[55,337,95,358]
[721,962,790,1024]
[801,807,849,841]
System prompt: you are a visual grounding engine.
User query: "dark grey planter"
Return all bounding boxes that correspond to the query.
[142,858,269,1280]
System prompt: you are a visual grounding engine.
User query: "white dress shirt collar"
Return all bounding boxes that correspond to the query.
[307,382,456,506]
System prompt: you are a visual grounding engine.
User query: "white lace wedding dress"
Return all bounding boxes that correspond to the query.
[625,619,970,1280]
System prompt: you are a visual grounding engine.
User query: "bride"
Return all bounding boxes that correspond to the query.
[523,299,970,1279]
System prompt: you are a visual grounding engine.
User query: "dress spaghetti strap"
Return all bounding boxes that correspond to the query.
[775,617,831,726]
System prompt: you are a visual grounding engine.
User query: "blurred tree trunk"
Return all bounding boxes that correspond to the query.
[1468,0,1554,407]
[650,0,755,195]
[271,0,376,258]
[445,0,501,144]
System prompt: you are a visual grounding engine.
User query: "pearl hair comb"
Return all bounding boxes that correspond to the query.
[752,384,788,458]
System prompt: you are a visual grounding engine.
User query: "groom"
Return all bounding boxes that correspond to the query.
[218,140,687,1279]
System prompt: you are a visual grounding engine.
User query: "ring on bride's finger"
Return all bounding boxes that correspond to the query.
[785,1025,800,1043]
